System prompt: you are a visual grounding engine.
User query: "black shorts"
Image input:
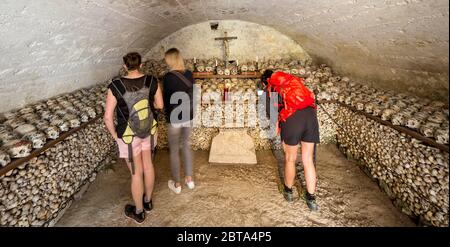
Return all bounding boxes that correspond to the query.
[280,107,320,146]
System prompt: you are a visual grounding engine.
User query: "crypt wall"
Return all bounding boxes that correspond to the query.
[0,0,448,227]
[145,20,311,61]
[2,0,447,113]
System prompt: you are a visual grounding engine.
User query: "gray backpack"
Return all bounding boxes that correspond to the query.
[112,76,157,174]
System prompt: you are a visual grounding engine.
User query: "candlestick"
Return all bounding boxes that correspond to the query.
[215,59,218,67]
[256,56,258,63]
[194,57,196,63]
[236,59,238,66]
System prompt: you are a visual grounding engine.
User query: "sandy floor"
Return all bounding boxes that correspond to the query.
[57,144,414,227]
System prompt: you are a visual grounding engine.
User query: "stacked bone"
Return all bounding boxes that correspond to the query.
[294,63,340,143]
[190,127,220,150]
[315,103,339,143]
[131,58,449,146]
[140,58,314,76]
[335,107,449,227]
[0,84,108,168]
[153,112,221,151]
[268,62,449,226]
[329,80,449,145]
[307,65,449,227]
[133,59,449,227]
[138,59,342,149]
[239,61,258,73]
[248,127,273,150]
[259,58,313,76]
[192,58,227,74]
[153,75,274,150]
[141,59,169,78]
[0,118,115,226]
[300,61,449,146]
[155,113,168,149]
[197,77,272,150]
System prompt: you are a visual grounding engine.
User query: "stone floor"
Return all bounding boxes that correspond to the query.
[56,144,414,227]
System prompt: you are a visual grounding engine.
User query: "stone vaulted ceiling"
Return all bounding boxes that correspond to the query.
[0,0,448,111]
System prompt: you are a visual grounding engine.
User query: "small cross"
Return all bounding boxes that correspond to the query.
[215,31,237,67]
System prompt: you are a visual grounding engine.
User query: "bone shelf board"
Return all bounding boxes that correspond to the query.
[0,116,102,177]
[319,100,449,153]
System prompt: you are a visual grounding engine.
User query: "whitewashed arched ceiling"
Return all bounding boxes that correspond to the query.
[0,0,448,111]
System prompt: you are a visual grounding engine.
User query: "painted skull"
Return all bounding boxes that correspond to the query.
[19,107,34,115]
[364,103,375,114]
[406,117,422,129]
[428,112,447,124]
[419,122,440,137]
[50,118,69,132]
[85,107,97,118]
[196,64,205,72]
[43,125,60,140]
[14,124,37,136]
[435,128,449,144]
[64,114,81,128]
[22,131,46,149]
[381,109,396,121]
[240,64,248,72]
[4,117,26,129]
[0,150,11,167]
[79,112,89,123]
[391,112,408,126]
[0,129,18,146]
[3,139,32,158]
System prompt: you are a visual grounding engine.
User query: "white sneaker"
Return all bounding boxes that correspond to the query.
[168,180,181,194]
[186,181,195,190]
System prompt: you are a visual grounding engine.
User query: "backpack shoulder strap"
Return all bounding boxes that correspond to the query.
[142,75,148,88]
[145,75,154,90]
[111,78,127,99]
[169,70,193,88]
[110,79,128,121]
[146,75,157,106]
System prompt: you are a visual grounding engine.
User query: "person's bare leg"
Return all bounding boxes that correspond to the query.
[283,142,299,188]
[142,149,154,202]
[126,153,144,212]
[301,142,317,194]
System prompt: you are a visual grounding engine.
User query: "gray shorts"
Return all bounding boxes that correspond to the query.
[280,107,320,146]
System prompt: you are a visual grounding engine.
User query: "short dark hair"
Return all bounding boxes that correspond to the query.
[123,52,142,70]
[261,69,274,85]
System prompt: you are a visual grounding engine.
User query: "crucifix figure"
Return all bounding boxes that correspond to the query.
[215,31,237,68]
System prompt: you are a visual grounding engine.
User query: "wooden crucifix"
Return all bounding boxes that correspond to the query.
[215,31,237,68]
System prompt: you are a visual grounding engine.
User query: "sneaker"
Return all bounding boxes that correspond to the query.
[186,180,195,190]
[168,180,181,194]
[283,185,295,203]
[124,204,145,224]
[304,192,319,211]
[143,195,153,212]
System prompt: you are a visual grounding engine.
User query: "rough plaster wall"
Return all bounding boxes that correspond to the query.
[281,0,450,102]
[168,0,448,101]
[145,20,310,61]
[0,0,168,112]
[1,0,448,112]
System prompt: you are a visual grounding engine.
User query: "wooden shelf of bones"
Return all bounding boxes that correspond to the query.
[193,72,262,79]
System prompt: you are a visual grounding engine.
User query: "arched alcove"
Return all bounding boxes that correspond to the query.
[145,20,310,61]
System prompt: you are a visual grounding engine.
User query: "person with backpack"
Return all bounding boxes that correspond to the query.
[261,70,320,211]
[162,48,195,194]
[104,52,163,223]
